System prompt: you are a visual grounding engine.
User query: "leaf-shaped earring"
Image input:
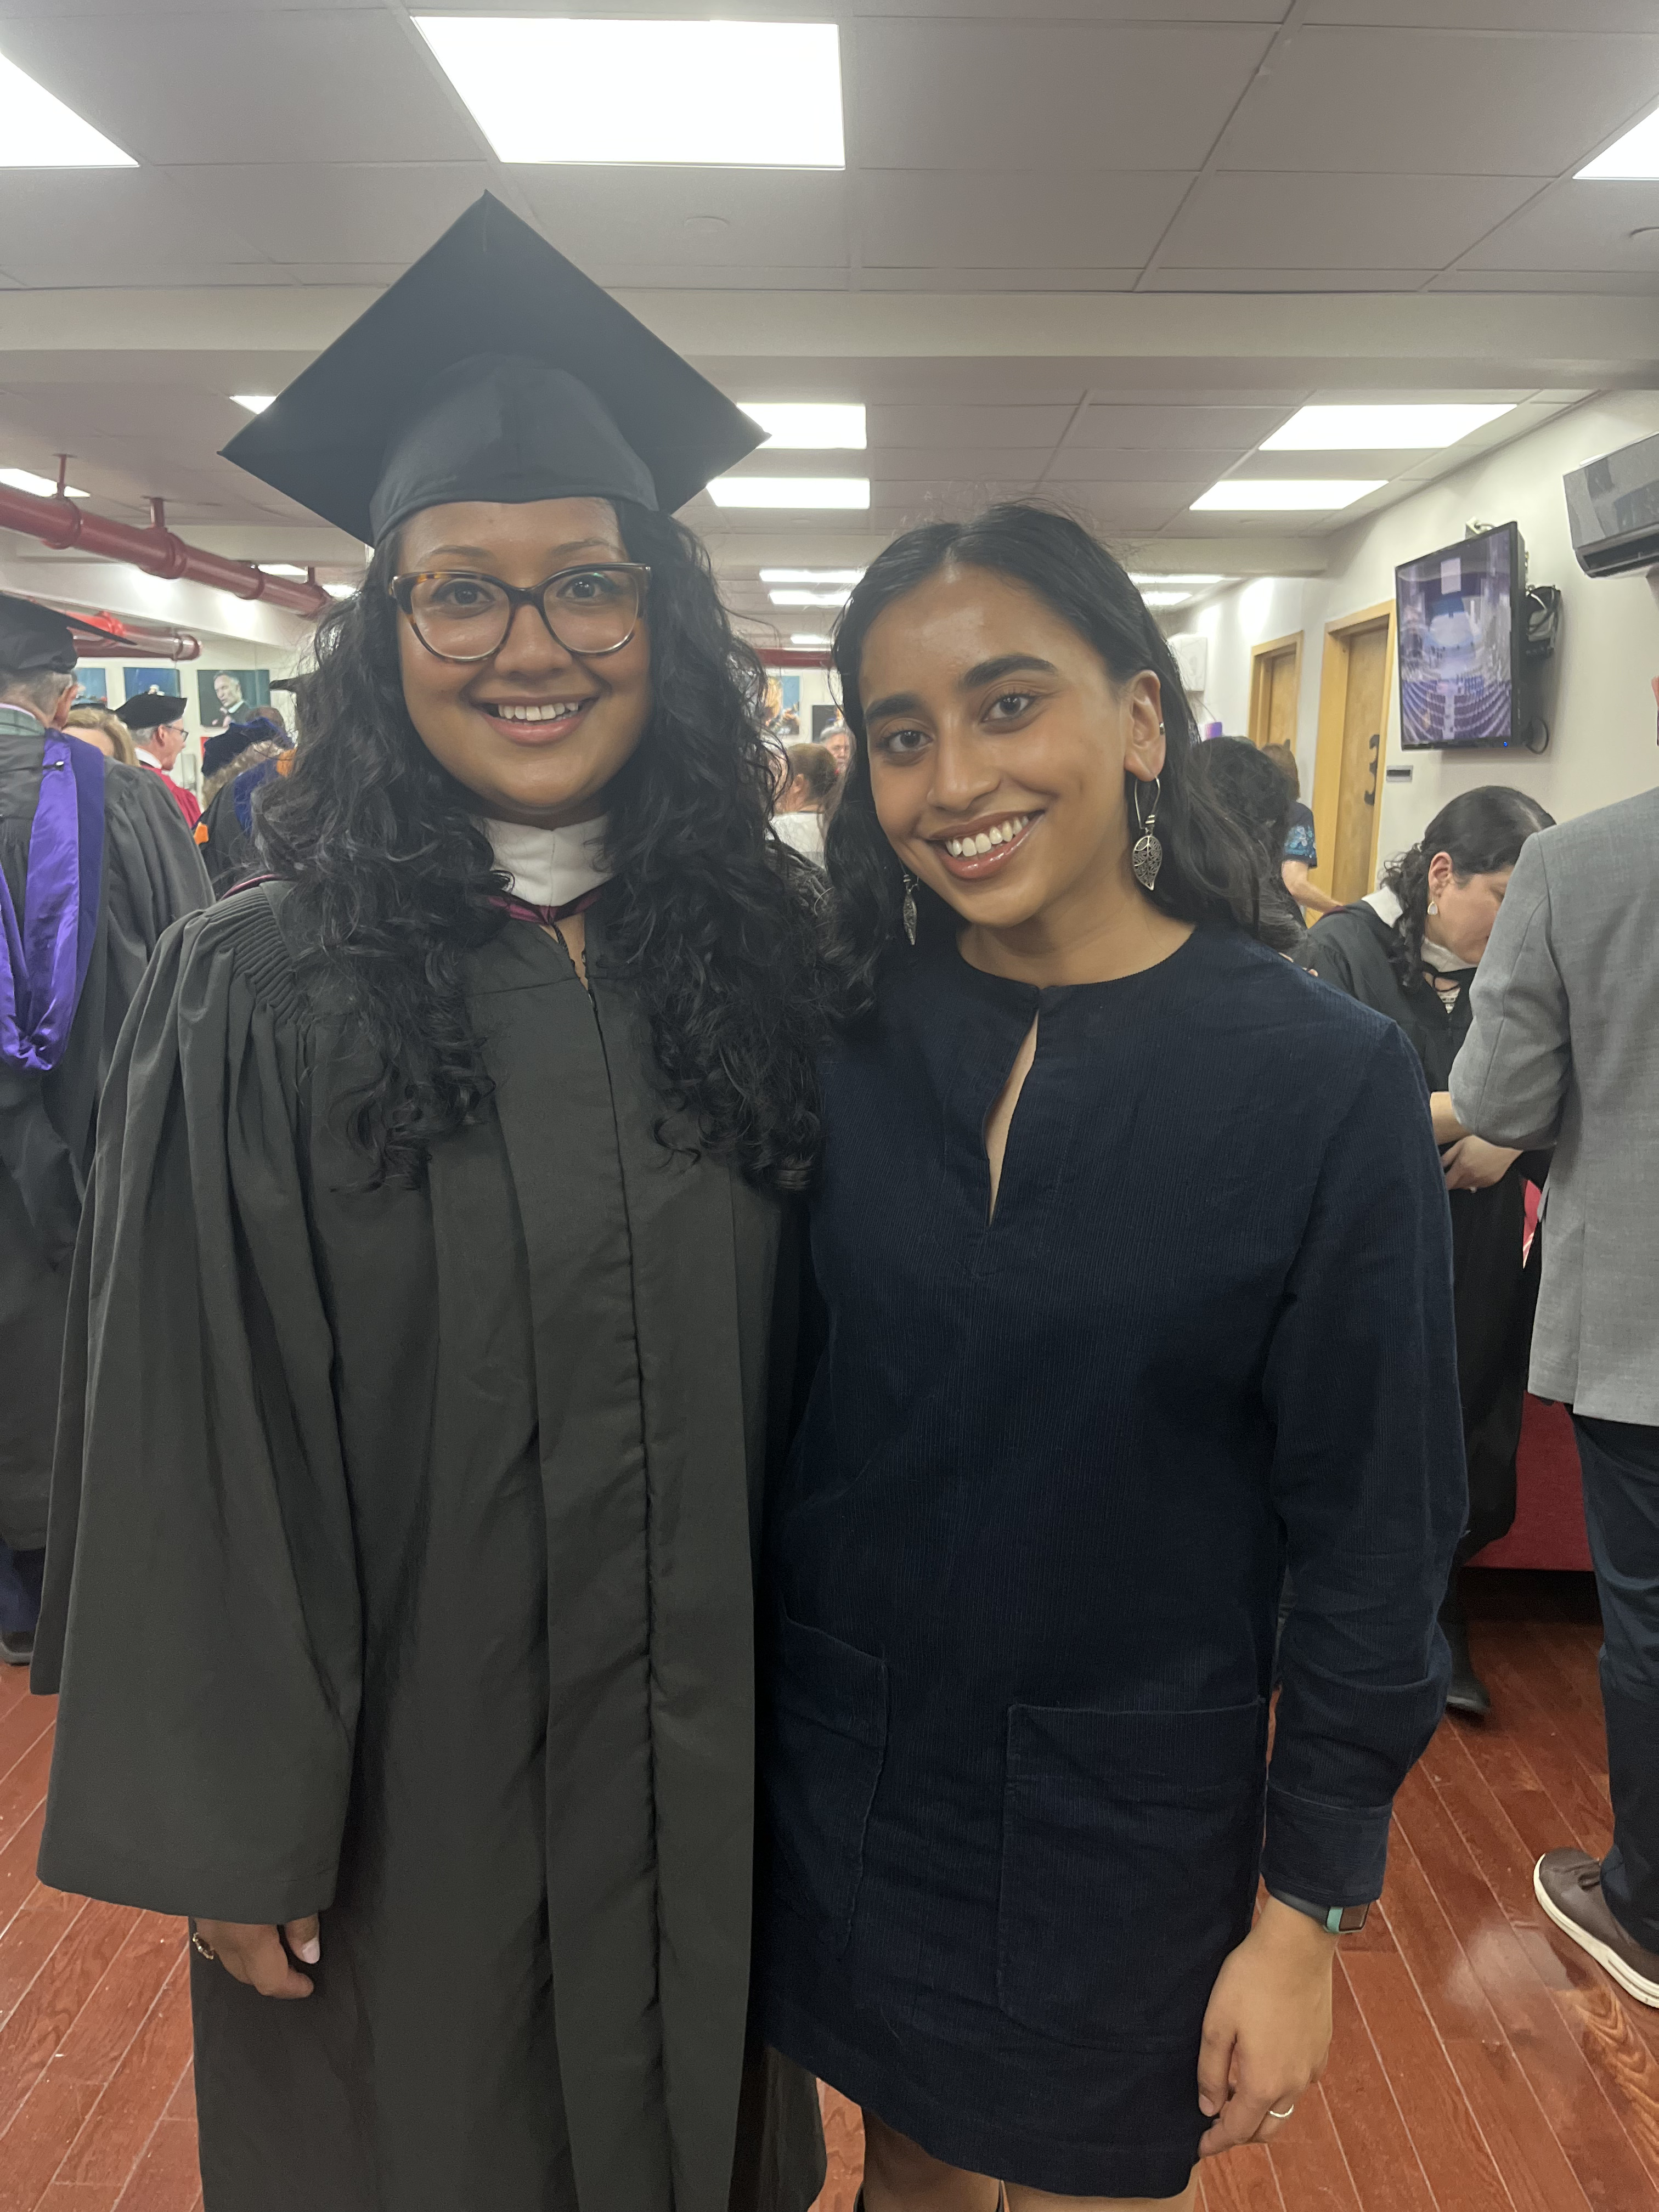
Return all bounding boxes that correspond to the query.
[901,870,918,946]
[1131,775,1163,891]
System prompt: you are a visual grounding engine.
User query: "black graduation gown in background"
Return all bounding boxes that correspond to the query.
[0,725,209,1549]
[1309,902,1542,1552]
[33,884,823,2212]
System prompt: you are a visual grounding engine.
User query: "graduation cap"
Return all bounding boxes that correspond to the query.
[0,591,76,675]
[221,193,765,545]
[116,692,188,732]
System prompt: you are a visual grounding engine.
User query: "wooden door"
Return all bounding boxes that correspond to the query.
[1248,633,1302,753]
[1312,602,1396,908]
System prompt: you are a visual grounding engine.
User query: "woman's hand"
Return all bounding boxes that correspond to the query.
[1441,1135,1521,1192]
[1195,1897,1336,2157]
[191,1915,321,1999]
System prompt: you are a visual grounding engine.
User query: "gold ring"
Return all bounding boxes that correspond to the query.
[189,1930,217,1963]
[1268,2104,1295,2121]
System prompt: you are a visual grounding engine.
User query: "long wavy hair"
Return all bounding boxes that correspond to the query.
[822,504,1267,1015]
[257,500,826,1189]
[1380,785,1554,986]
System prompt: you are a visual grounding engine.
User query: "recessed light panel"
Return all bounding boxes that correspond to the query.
[1262,404,1515,451]
[1141,591,1192,609]
[709,477,870,510]
[791,632,833,646]
[258,563,309,579]
[0,51,133,167]
[761,568,864,584]
[414,18,845,168]
[1191,481,1384,512]
[741,403,866,450]
[1577,101,1659,179]
[770,588,850,606]
[232,395,276,414]
[0,466,88,498]
[1127,572,1227,587]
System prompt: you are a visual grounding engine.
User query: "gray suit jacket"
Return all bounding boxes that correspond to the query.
[1451,785,1659,1424]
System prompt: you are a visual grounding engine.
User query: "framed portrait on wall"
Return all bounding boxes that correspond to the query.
[761,672,800,738]
[73,669,109,706]
[199,667,271,731]
[124,666,185,705]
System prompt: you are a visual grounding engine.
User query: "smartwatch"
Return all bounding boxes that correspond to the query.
[1267,1889,1369,1934]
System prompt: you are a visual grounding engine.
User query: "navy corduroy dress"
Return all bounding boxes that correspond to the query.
[757,926,1466,2199]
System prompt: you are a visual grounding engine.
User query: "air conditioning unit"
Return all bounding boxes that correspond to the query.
[1564,431,1659,577]
[1167,632,1208,693]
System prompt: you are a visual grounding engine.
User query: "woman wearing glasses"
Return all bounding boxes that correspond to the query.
[33,200,825,2212]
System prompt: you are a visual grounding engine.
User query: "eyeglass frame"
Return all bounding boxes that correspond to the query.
[387,561,652,663]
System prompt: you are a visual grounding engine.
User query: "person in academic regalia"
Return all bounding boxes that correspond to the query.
[195,714,294,895]
[0,593,208,1663]
[116,690,201,828]
[31,194,827,2212]
[1310,786,1555,1717]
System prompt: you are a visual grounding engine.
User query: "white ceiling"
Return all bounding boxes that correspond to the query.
[0,0,1655,634]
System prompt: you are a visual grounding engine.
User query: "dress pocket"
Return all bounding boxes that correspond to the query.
[763,1611,888,1955]
[996,1698,1266,2046]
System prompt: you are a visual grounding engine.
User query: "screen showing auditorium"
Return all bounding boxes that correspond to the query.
[1395,523,1521,750]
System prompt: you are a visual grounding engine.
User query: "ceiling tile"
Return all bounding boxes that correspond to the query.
[850,20,1277,171]
[1429,267,1659,292]
[0,12,483,165]
[1162,171,1544,270]
[0,171,270,287]
[1454,178,1659,273]
[1308,2,1659,26]
[1138,268,1440,291]
[1070,403,1296,449]
[1042,448,1254,484]
[1220,26,1659,177]
[515,168,848,274]
[860,168,1192,269]
[858,267,1142,292]
[160,163,496,267]
[870,404,1077,447]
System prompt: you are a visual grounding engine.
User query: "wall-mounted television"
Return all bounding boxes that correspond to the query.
[1395,521,1526,751]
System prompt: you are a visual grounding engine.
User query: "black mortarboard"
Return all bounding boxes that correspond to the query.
[0,591,76,675]
[116,691,188,732]
[220,193,764,545]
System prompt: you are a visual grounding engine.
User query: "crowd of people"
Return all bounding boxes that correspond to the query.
[0,191,1653,2212]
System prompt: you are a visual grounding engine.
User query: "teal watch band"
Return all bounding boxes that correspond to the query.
[1266,1888,1369,1934]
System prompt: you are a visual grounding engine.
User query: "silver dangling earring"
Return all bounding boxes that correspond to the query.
[1131,775,1164,891]
[1427,898,1438,915]
[901,870,918,946]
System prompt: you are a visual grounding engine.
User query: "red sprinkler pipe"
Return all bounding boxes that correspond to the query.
[0,474,329,617]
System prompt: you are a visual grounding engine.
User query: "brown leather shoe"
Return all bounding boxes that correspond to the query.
[1536,1848,1659,2008]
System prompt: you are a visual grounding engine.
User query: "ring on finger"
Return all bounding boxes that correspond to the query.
[1268,2104,1295,2120]
[189,1928,217,1963]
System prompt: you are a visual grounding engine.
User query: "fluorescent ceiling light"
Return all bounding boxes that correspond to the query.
[1577,101,1659,179]
[761,567,864,585]
[1127,572,1227,587]
[0,50,134,167]
[0,465,87,498]
[414,17,844,167]
[1192,480,1384,512]
[1142,591,1192,609]
[258,562,308,579]
[232,394,275,414]
[1263,403,1515,450]
[741,403,865,450]
[791,633,833,647]
[709,477,870,510]
[770,587,850,607]
[323,583,357,599]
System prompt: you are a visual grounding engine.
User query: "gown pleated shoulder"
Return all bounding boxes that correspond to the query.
[33,881,824,2212]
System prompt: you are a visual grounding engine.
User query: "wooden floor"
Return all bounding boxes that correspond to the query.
[0,1572,1650,2212]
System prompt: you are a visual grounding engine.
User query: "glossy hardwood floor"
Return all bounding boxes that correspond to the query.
[0,1572,1645,2211]
[812,1572,1658,2212]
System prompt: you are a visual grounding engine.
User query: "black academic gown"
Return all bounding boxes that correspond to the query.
[0,718,209,1549]
[1309,902,1542,1553]
[32,882,823,2212]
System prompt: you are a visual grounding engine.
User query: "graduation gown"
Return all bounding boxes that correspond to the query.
[0,715,209,1549]
[1309,901,1542,1552]
[32,881,824,2212]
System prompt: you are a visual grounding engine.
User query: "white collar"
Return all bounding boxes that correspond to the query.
[1364,885,1469,972]
[481,814,612,910]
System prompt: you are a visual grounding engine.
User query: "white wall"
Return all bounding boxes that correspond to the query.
[1187,393,1659,874]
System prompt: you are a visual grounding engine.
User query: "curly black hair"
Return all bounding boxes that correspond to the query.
[821,503,1268,1015]
[256,499,827,1190]
[1379,785,1554,989]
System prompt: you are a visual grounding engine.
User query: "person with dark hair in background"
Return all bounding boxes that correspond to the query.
[756,505,1464,2211]
[1262,741,1344,919]
[116,690,200,828]
[1310,786,1554,1718]
[0,592,207,1665]
[32,200,825,2212]
[1187,735,1310,960]
[771,739,839,864]
[195,714,296,895]
[1451,774,1659,2012]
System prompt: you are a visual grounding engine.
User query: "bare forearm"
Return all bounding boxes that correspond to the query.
[1282,861,1345,917]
